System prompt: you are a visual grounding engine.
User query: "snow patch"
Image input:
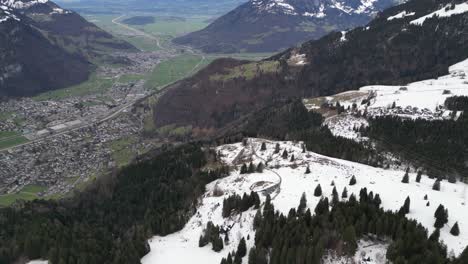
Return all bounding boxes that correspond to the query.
[1,0,49,9]
[387,10,415,21]
[410,2,468,26]
[340,31,347,42]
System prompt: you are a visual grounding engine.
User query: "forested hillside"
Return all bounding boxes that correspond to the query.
[0,144,228,263]
[154,0,468,131]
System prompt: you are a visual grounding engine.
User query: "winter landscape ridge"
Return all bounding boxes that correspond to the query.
[3,0,468,263]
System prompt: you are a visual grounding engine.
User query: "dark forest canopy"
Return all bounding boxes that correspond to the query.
[0,144,228,264]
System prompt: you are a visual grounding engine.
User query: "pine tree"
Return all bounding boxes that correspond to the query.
[302,144,306,153]
[433,180,441,191]
[450,222,460,236]
[290,154,295,162]
[240,164,248,174]
[236,237,247,258]
[274,143,280,154]
[332,187,339,205]
[349,176,357,186]
[434,204,449,228]
[282,150,288,159]
[248,162,255,173]
[256,162,264,173]
[429,228,440,242]
[199,235,207,247]
[416,171,422,183]
[399,196,410,215]
[402,172,409,184]
[424,194,428,200]
[314,184,322,197]
[342,187,348,199]
[298,192,307,214]
[305,166,311,174]
[260,142,266,151]
[448,174,457,184]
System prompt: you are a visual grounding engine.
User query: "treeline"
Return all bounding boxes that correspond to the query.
[199,221,224,252]
[217,99,382,167]
[229,189,468,264]
[0,144,229,264]
[222,192,260,218]
[363,115,468,178]
[445,96,468,111]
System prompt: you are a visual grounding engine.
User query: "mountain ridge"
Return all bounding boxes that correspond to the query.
[173,0,401,53]
[0,0,136,98]
[156,0,468,132]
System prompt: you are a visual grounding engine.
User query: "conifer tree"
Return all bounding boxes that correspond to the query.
[302,144,306,153]
[433,180,441,191]
[434,204,449,228]
[342,187,348,199]
[260,142,266,151]
[349,176,357,186]
[248,162,255,173]
[274,143,280,154]
[450,222,460,236]
[448,174,457,184]
[290,154,295,162]
[429,228,440,242]
[240,164,248,174]
[399,196,410,215]
[332,187,339,205]
[314,184,322,197]
[305,166,311,174]
[298,192,307,214]
[256,162,264,173]
[282,150,288,159]
[237,237,247,258]
[416,171,422,183]
[402,172,409,183]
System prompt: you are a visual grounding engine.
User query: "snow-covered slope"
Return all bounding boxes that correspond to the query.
[308,57,468,120]
[141,138,468,264]
[0,3,20,22]
[410,2,468,25]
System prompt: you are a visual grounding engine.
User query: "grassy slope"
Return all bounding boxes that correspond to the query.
[0,185,47,207]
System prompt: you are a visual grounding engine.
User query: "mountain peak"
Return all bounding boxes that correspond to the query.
[249,0,397,17]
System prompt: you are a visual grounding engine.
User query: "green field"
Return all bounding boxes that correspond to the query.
[109,136,139,167]
[0,185,47,207]
[144,54,212,89]
[33,73,114,101]
[0,131,29,150]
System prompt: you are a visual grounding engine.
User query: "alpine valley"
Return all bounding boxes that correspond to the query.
[1,0,468,264]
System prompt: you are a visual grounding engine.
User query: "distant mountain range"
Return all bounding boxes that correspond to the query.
[173,0,403,53]
[0,0,136,98]
[156,0,468,131]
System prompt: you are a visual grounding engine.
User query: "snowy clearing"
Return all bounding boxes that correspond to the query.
[411,2,468,25]
[142,139,468,264]
[387,11,415,21]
